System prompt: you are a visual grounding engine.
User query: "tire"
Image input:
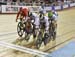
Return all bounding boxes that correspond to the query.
[43,33,50,45]
[17,22,24,37]
[52,31,56,41]
[49,24,53,37]
[36,32,43,49]
[51,24,56,41]
[25,34,30,42]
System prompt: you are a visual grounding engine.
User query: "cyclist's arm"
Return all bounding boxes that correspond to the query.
[16,11,20,21]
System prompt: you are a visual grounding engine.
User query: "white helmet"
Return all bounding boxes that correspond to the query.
[39,8,46,14]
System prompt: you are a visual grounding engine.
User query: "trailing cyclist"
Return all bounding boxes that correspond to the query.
[48,10,58,40]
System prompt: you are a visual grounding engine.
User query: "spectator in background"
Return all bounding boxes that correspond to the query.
[7,0,12,5]
[0,0,5,2]
[57,0,63,5]
[12,0,16,2]
[19,0,25,6]
[12,0,16,5]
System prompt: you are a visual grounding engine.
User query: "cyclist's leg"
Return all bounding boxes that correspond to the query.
[43,16,49,44]
[51,18,57,40]
[44,16,49,34]
[52,19,57,32]
[33,17,40,38]
[33,25,40,39]
[54,20,57,30]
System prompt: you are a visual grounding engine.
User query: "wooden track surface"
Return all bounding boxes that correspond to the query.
[0,7,75,57]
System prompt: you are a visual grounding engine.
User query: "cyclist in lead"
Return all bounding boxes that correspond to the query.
[16,7,33,39]
[16,7,29,22]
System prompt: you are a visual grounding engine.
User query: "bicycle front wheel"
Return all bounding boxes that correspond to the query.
[36,32,43,49]
[17,22,24,37]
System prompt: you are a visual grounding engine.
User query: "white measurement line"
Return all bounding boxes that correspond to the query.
[0,32,17,37]
[0,41,51,57]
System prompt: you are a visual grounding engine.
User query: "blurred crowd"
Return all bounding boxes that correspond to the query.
[0,0,75,6]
